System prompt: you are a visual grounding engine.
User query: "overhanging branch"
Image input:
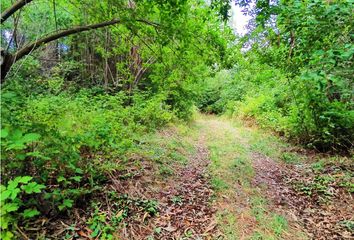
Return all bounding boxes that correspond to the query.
[13,19,122,62]
[1,0,33,24]
[1,18,160,82]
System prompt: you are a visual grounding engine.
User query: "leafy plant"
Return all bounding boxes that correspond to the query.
[171,196,183,206]
[0,176,45,240]
[295,175,335,202]
[87,206,114,240]
[281,152,300,164]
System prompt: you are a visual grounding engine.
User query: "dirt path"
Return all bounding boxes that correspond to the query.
[111,116,309,239]
[105,127,220,239]
[18,116,353,239]
[56,115,353,239]
[149,135,219,239]
[194,116,303,239]
[194,115,353,240]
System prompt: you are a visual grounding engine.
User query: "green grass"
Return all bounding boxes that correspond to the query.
[131,124,198,178]
[211,177,229,190]
[281,152,301,164]
[196,116,294,239]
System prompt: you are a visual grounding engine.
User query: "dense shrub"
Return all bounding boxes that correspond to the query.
[197,52,353,152]
[0,80,175,238]
[2,88,173,177]
[198,0,353,153]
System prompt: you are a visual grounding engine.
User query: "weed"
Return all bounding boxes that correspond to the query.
[295,175,335,202]
[311,161,325,172]
[211,177,229,190]
[339,220,354,232]
[251,197,267,221]
[110,193,159,216]
[154,227,162,234]
[184,229,193,238]
[87,206,114,240]
[171,196,184,205]
[281,152,300,164]
[137,199,159,216]
[271,215,288,236]
[231,156,254,183]
[232,156,247,168]
[0,176,45,239]
[339,178,354,193]
[169,151,188,164]
[159,165,174,176]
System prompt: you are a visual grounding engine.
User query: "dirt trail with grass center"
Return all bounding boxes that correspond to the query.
[193,115,353,240]
[194,116,304,240]
[72,115,352,239]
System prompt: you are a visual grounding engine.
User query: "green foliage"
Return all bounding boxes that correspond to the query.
[295,175,335,202]
[0,84,174,238]
[1,0,352,238]
[171,196,183,205]
[0,177,45,240]
[87,207,115,240]
[198,0,353,152]
[2,87,173,174]
[211,177,229,190]
[1,129,40,150]
[85,195,158,240]
[280,152,300,164]
[340,220,354,232]
[294,159,354,203]
[198,69,234,114]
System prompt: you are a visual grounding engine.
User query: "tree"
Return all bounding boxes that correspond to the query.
[0,0,158,82]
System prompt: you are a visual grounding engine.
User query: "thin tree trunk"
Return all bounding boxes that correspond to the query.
[104,28,109,89]
[288,31,295,60]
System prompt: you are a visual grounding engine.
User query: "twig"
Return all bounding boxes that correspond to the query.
[14,224,30,240]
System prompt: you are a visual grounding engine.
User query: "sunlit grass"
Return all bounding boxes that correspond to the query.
[197,116,294,239]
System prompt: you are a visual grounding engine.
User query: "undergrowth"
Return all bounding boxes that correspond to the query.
[0,80,176,239]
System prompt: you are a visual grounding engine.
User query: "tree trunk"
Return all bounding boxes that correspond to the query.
[1,50,14,81]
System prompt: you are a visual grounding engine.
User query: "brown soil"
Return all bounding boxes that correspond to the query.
[109,134,220,239]
[21,130,218,240]
[252,152,354,240]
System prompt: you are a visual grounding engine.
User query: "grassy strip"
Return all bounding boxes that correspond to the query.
[196,115,298,239]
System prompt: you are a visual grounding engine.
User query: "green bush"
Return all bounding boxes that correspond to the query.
[198,48,353,152]
[195,0,354,152]
[0,83,175,237]
[0,176,45,240]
